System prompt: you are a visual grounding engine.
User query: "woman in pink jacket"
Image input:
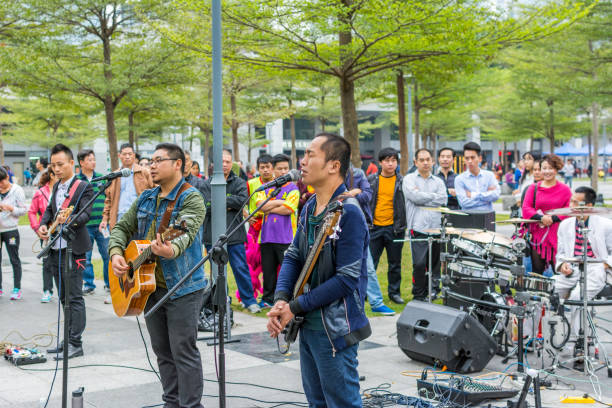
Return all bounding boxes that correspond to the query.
[28,168,56,302]
[522,154,571,274]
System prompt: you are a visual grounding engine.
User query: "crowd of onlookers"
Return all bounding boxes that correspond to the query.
[0,141,606,322]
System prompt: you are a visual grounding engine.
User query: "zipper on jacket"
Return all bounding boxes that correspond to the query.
[343,298,351,332]
[320,309,337,357]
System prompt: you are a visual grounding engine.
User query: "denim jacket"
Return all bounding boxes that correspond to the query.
[275,184,371,354]
[109,179,206,299]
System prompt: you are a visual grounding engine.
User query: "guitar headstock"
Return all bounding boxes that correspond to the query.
[324,201,343,235]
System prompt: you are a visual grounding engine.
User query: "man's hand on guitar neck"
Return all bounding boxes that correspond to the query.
[151,233,175,259]
[266,300,294,338]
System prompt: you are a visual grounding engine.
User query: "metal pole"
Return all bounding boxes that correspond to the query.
[211,0,227,406]
[407,83,413,170]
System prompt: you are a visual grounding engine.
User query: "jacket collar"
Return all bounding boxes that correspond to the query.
[153,177,187,201]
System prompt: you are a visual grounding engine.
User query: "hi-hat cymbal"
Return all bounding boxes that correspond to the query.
[546,206,611,217]
[558,256,607,264]
[494,218,540,224]
[423,207,468,216]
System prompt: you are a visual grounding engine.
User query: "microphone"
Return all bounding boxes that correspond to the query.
[254,169,300,192]
[91,168,132,183]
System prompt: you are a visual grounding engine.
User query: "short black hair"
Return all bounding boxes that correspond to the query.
[39,157,48,167]
[317,133,351,179]
[575,186,597,205]
[463,142,481,155]
[257,154,273,168]
[191,161,200,169]
[0,166,7,182]
[272,153,291,168]
[119,143,134,153]
[155,143,185,173]
[50,143,73,160]
[222,149,233,158]
[415,148,432,159]
[77,149,94,163]
[135,152,141,161]
[378,147,399,162]
[438,147,455,158]
[522,151,540,160]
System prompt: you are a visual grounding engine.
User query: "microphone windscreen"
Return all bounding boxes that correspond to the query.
[121,168,132,177]
[289,168,301,182]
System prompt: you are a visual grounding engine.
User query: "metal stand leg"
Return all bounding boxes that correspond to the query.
[427,236,433,303]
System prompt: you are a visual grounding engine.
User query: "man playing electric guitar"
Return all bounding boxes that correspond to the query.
[267,133,371,408]
[39,144,94,360]
[109,143,206,408]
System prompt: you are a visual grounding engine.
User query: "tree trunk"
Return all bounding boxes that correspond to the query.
[128,111,135,146]
[591,102,599,190]
[230,93,240,161]
[338,1,361,167]
[0,126,4,165]
[432,134,437,159]
[247,123,253,164]
[104,98,119,170]
[204,129,210,175]
[320,94,326,132]
[503,141,508,173]
[414,82,420,150]
[339,76,360,167]
[547,98,555,153]
[514,141,518,165]
[290,114,297,168]
[396,70,408,174]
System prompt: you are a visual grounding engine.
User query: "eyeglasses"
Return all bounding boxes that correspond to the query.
[150,158,177,166]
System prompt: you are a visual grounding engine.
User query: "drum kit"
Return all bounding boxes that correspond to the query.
[410,205,612,381]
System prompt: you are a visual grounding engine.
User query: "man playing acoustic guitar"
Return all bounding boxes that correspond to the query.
[267,133,371,407]
[109,143,206,408]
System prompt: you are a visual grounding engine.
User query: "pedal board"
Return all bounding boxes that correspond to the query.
[3,346,47,366]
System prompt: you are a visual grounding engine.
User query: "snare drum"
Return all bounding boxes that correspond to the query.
[462,231,518,263]
[451,237,487,258]
[514,273,554,294]
[447,259,496,279]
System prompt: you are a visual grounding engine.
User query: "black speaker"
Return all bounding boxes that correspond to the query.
[443,273,493,310]
[448,210,495,232]
[397,301,496,373]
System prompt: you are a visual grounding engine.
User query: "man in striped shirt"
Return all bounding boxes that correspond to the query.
[77,150,110,302]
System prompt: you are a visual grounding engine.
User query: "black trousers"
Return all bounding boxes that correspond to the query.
[144,288,205,408]
[41,240,54,293]
[369,225,405,297]
[48,249,86,347]
[260,243,290,304]
[410,231,441,299]
[0,229,22,290]
[530,247,548,275]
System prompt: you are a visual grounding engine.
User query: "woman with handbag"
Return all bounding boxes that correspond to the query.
[522,154,571,274]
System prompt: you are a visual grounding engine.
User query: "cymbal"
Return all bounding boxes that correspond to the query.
[558,256,607,264]
[423,207,468,216]
[546,206,611,217]
[494,218,540,224]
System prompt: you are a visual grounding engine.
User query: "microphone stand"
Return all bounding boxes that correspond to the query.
[37,178,113,408]
[145,185,283,408]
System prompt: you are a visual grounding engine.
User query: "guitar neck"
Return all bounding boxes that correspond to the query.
[292,221,332,299]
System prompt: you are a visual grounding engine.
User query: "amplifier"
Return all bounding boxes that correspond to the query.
[448,210,495,232]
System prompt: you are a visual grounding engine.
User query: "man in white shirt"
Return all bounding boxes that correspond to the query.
[402,148,447,301]
[455,142,500,211]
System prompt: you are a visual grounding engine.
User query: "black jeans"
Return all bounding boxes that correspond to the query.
[144,288,205,408]
[530,247,548,275]
[410,231,441,299]
[41,240,54,293]
[0,229,22,290]
[48,249,86,347]
[369,225,405,297]
[260,243,290,304]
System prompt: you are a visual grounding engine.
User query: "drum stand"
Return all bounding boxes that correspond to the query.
[543,220,612,386]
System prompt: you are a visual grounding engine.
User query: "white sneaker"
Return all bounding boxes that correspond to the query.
[41,291,52,303]
[104,295,112,304]
[247,303,261,314]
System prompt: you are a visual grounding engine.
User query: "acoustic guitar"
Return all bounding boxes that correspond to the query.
[109,223,188,317]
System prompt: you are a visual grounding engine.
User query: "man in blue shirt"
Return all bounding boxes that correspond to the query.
[455,142,500,211]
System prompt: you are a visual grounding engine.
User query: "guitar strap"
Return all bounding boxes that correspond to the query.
[61,179,83,210]
[157,182,192,235]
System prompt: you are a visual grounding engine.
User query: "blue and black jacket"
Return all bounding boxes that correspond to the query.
[274,184,371,354]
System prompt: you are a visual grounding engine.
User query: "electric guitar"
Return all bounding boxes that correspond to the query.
[48,206,74,236]
[109,222,188,317]
[279,200,344,353]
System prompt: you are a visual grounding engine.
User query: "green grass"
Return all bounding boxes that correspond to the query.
[96,244,435,318]
[495,213,510,222]
[19,215,30,226]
